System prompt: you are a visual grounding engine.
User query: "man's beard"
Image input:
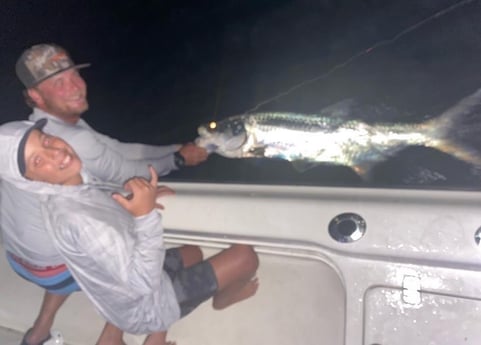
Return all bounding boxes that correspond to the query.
[45,98,89,118]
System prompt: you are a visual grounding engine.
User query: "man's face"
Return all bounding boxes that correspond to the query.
[24,129,82,185]
[30,69,89,120]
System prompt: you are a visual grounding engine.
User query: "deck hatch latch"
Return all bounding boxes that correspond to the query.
[402,275,421,305]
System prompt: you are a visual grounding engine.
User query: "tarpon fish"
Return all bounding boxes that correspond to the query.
[195,89,481,179]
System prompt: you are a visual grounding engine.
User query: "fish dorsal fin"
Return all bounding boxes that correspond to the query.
[318,99,357,119]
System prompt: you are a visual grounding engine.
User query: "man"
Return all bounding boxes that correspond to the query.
[0,119,259,345]
[1,43,207,345]
[16,43,208,180]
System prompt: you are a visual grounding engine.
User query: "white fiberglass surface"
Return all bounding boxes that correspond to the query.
[0,327,23,345]
[0,247,345,345]
[169,250,344,345]
[364,287,481,345]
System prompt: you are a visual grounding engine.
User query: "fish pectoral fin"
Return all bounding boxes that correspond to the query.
[248,146,267,157]
[291,160,320,172]
[352,163,375,181]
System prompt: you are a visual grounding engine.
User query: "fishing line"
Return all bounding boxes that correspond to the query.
[212,43,226,120]
[244,0,478,114]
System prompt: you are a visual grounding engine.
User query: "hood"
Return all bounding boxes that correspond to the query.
[0,119,77,195]
[0,120,41,181]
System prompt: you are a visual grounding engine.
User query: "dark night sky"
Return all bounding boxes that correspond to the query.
[1,0,481,188]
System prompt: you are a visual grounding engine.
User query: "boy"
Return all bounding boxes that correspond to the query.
[0,119,259,345]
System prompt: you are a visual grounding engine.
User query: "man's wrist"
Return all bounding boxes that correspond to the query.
[174,151,185,168]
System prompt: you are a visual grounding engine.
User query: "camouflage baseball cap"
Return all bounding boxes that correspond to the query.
[16,43,90,88]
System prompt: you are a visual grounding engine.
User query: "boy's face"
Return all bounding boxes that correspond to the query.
[23,129,82,185]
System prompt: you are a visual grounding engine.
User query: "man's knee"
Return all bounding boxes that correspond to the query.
[179,245,203,267]
[230,244,259,273]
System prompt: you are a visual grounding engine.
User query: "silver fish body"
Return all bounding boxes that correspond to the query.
[196,89,481,178]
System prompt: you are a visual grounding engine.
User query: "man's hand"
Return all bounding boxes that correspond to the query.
[178,143,208,166]
[112,166,161,217]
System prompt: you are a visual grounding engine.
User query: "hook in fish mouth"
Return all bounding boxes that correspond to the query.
[196,126,247,153]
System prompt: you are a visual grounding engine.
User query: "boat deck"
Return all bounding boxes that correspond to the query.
[0,327,23,345]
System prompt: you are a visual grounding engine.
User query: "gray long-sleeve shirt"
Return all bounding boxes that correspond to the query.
[29,108,180,182]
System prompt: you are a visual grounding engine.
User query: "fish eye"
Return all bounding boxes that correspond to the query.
[208,118,246,136]
[230,120,245,136]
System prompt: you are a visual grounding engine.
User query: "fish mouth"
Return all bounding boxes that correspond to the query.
[196,125,248,152]
[197,125,210,137]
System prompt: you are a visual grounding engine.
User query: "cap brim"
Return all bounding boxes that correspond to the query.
[28,63,91,88]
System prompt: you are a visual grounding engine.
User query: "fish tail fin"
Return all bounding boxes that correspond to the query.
[432,139,481,167]
[423,88,481,167]
[426,87,481,137]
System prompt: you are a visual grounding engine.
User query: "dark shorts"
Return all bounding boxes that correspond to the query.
[164,248,218,317]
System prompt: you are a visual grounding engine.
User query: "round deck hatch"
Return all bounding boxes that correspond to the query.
[329,212,366,243]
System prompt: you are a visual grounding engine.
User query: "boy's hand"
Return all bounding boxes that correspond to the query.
[112,166,160,217]
[155,185,175,210]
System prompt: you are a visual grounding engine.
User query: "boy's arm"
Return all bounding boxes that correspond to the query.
[45,197,166,295]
